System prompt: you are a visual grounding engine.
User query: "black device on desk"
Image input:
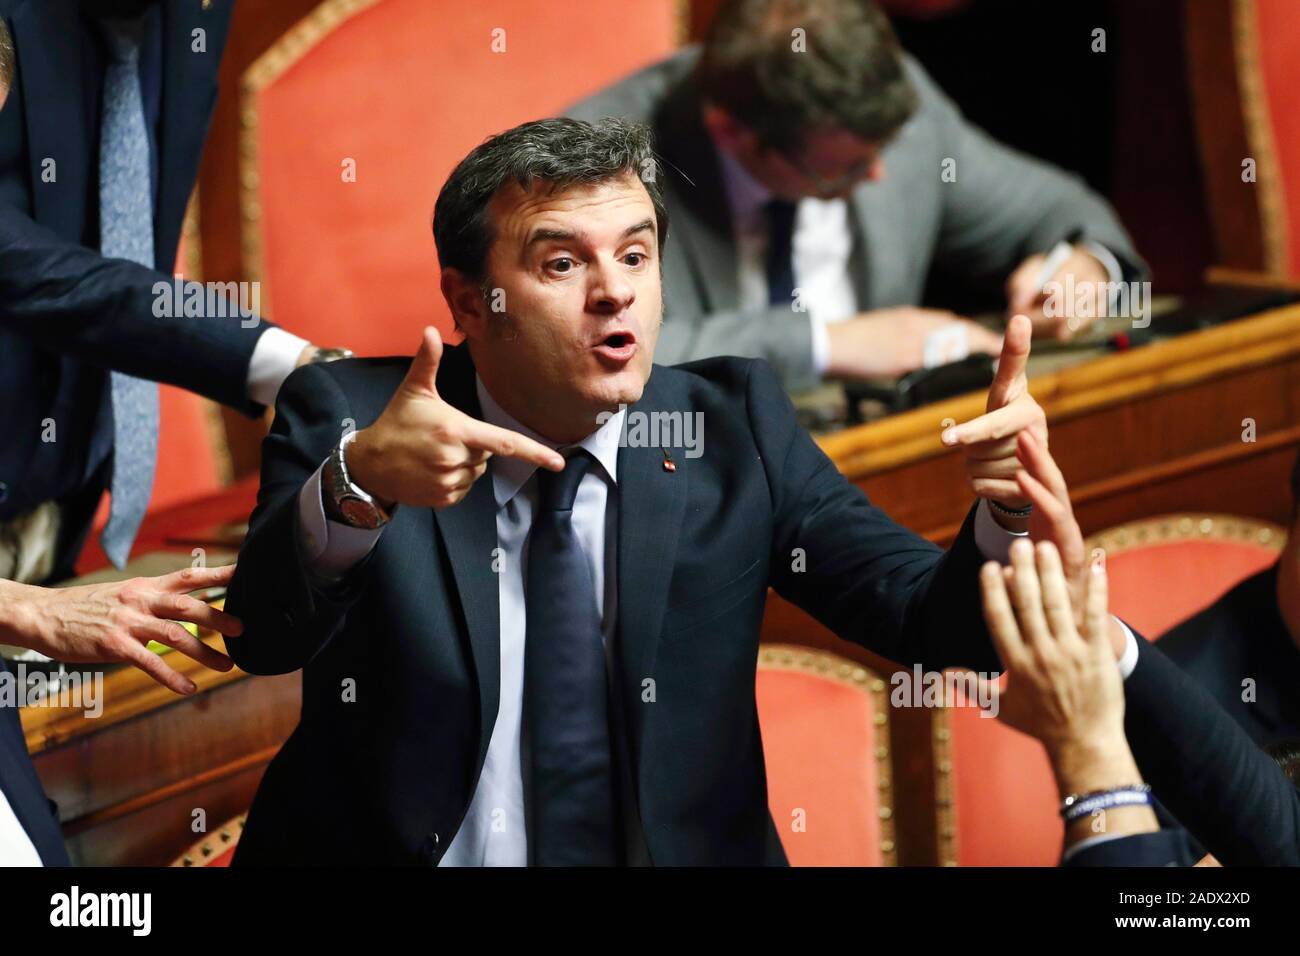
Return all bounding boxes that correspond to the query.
[844,353,996,423]
[1153,284,1300,335]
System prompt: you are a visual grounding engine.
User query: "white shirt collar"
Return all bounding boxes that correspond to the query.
[474,375,624,508]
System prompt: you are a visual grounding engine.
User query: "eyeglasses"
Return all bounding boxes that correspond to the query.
[778,148,879,196]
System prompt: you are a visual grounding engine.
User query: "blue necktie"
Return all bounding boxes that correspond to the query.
[764,198,798,309]
[97,20,160,569]
[524,450,619,866]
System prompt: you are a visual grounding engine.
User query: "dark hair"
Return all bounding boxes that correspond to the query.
[1266,738,1300,788]
[0,18,14,95]
[697,0,918,154]
[432,117,669,284]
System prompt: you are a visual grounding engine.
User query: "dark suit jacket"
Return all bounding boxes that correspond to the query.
[0,660,67,865]
[1158,564,1300,747]
[224,345,1002,865]
[0,0,270,577]
[1063,829,1198,867]
[1123,632,1300,866]
[567,47,1146,392]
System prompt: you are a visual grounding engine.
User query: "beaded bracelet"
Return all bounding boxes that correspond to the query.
[1061,785,1152,823]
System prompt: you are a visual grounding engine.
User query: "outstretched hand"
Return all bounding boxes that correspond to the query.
[2,564,243,695]
[348,327,565,510]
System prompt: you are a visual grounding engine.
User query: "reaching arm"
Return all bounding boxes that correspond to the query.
[748,358,999,671]
[0,203,286,414]
[1122,634,1300,866]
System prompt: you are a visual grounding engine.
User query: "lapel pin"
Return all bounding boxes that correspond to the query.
[662,449,676,473]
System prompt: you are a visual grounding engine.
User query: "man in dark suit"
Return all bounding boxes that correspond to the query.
[566,0,1146,393]
[1156,458,1300,747]
[223,116,1088,866]
[0,0,341,585]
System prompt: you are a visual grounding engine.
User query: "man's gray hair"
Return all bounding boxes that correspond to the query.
[432,117,669,282]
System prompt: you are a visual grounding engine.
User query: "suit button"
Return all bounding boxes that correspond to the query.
[421,832,440,861]
[0,482,8,504]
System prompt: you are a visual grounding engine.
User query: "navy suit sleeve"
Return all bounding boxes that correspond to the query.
[223,363,372,674]
[0,203,271,413]
[748,360,999,672]
[1123,634,1300,866]
[1063,829,1197,867]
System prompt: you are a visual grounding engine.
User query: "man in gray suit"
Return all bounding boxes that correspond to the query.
[567,0,1144,394]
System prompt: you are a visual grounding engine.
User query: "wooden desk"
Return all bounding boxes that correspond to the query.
[26,306,1300,865]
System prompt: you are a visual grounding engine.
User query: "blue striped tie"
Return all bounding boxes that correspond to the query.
[97,20,159,569]
[524,450,619,865]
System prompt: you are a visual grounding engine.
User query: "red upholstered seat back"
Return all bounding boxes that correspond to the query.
[1253,0,1300,279]
[944,515,1285,866]
[756,646,893,866]
[242,0,680,355]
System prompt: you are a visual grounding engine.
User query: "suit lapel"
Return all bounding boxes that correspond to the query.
[12,1,89,238]
[429,347,500,776]
[614,367,688,767]
[654,76,740,310]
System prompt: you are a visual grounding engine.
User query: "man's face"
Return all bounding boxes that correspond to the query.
[705,108,885,201]
[450,172,662,441]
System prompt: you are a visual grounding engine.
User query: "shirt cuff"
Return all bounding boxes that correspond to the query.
[1080,240,1125,285]
[247,327,311,408]
[298,458,385,582]
[1080,240,1126,315]
[808,313,831,376]
[973,498,1028,562]
[1060,830,1133,865]
[1115,616,1140,680]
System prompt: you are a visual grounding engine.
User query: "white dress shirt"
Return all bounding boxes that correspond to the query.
[715,145,854,375]
[294,377,1136,865]
[246,326,311,408]
[0,787,44,867]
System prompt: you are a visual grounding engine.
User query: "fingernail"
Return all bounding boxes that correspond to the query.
[941,428,957,445]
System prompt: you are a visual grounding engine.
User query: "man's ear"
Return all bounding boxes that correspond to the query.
[441,268,488,339]
[701,104,755,156]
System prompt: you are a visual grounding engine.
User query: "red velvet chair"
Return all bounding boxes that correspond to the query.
[1187,0,1300,280]
[239,0,681,355]
[756,645,896,866]
[171,813,246,867]
[940,513,1285,866]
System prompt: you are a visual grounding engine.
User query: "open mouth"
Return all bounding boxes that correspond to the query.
[593,329,638,363]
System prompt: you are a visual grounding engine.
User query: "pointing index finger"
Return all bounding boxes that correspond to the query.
[988,313,1032,409]
[461,417,565,472]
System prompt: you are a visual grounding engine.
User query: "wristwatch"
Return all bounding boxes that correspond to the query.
[322,433,392,530]
[310,346,355,364]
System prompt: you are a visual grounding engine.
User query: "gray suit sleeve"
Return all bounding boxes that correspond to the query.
[912,62,1146,283]
[655,298,821,394]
